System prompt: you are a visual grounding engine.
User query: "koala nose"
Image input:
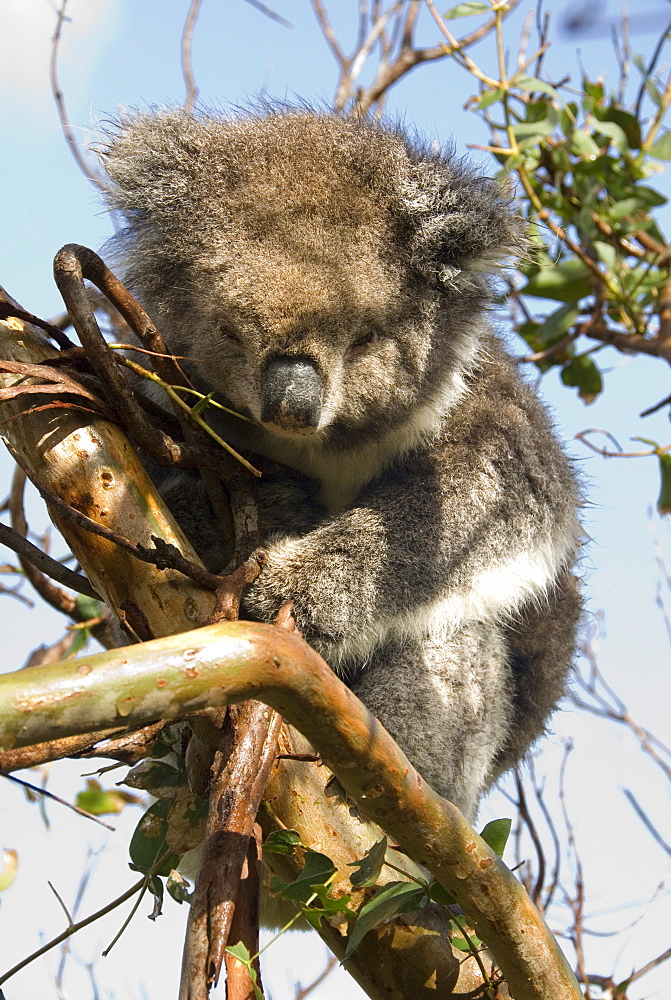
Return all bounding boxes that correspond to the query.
[261,356,322,434]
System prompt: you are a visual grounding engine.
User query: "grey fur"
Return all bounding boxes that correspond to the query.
[101,107,582,820]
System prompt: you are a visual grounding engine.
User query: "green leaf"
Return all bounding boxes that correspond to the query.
[475,87,505,110]
[190,391,215,417]
[631,185,667,208]
[76,779,141,816]
[514,75,559,100]
[560,355,603,404]
[588,117,629,153]
[592,240,617,270]
[272,849,337,902]
[657,452,671,515]
[595,107,642,150]
[262,829,302,854]
[570,130,601,159]
[521,259,591,303]
[349,837,388,888]
[448,918,482,951]
[226,941,253,963]
[344,882,427,959]
[225,943,263,1000]
[443,1,489,17]
[536,303,580,345]
[428,879,456,906]
[583,78,605,103]
[512,119,555,141]
[479,818,512,858]
[608,197,648,221]
[74,595,103,619]
[124,754,184,797]
[129,799,180,876]
[649,132,671,161]
[300,883,355,930]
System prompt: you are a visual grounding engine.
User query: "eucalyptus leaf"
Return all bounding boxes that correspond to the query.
[344,882,428,959]
[272,849,337,902]
[349,837,388,888]
[522,259,591,303]
[514,75,559,99]
[649,132,671,161]
[479,818,512,858]
[560,355,603,404]
[262,829,302,854]
[129,799,180,876]
[443,1,489,17]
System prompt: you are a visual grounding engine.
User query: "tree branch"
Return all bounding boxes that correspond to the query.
[0,622,583,1000]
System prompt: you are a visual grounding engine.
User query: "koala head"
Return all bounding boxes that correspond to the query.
[101,108,524,445]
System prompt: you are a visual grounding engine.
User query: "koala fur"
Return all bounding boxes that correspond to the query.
[101,107,582,821]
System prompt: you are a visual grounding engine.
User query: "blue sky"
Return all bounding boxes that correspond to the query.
[1,2,671,998]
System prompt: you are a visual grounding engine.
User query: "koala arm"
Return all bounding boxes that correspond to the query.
[242,433,579,671]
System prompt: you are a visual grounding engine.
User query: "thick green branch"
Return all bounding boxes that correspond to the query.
[0,621,582,1000]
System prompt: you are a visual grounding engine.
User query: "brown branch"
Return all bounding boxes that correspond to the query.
[225,824,265,1000]
[179,704,282,999]
[513,767,546,909]
[52,246,196,468]
[0,622,584,1000]
[49,0,106,190]
[657,276,671,352]
[583,323,671,364]
[0,520,99,602]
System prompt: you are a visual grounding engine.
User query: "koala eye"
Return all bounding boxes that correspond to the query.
[346,331,377,358]
[219,326,244,349]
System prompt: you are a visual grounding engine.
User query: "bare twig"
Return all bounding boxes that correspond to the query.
[242,0,293,29]
[0,302,75,351]
[181,0,203,111]
[8,467,78,616]
[7,444,223,592]
[623,788,671,859]
[2,773,114,830]
[0,856,172,988]
[512,767,546,909]
[49,0,105,190]
[0,521,98,601]
[294,954,338,1000]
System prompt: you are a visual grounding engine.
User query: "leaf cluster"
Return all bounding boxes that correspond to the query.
[457,5,671,406]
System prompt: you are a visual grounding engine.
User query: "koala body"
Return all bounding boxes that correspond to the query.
[102,108,581,820]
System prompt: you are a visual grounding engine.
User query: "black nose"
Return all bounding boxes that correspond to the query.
[261,356,322,433]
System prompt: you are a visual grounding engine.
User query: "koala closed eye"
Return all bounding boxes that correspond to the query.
[102,106,581,822]
[346,330,377,358]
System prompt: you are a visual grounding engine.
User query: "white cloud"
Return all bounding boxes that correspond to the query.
[0,0,119,108]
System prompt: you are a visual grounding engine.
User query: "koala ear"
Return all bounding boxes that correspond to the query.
[99,110,206,224]
[401,156,525,284]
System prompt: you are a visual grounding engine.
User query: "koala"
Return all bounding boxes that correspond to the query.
[101,107,582,821]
